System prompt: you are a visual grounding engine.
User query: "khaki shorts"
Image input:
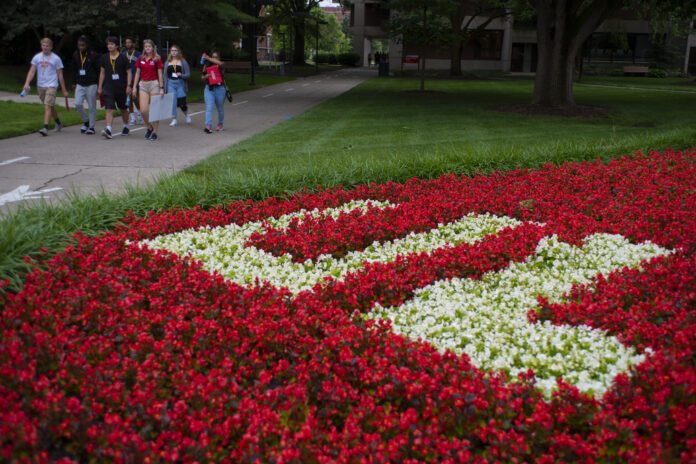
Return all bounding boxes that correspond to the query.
[38,87,57,106]
[139,79,160,95]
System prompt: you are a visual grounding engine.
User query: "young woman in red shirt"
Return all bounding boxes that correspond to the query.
[131,39,164,141]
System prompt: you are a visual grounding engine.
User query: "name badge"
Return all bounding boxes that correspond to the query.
[79,69,86,76]
[171,74,178,79]
[112,73,120,80]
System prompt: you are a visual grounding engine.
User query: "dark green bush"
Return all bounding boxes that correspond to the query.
[649,68,668,78]
[316,53,337,64]
[338,52,360,66]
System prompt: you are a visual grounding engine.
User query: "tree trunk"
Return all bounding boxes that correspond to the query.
[532,8,577,107]
[293,19,306,65]
[419,53,426,91]
[450,39,463,76]
[531,0,624,107]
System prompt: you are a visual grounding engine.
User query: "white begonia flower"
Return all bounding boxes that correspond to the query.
[367,233,670,398]
[141,201,521,295]
[140,203,669,400]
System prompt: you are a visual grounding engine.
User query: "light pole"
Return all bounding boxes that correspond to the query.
[250,0,276,86]
[155,0,179,55]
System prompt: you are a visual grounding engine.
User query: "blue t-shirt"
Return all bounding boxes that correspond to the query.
[122,49,142,73]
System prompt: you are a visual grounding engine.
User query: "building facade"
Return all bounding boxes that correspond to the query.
[347,0,696,75]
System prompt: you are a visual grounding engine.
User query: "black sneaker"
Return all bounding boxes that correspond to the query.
[203,126,213,134]
[80,124,88,134]
[121,126,130,136]
[149,133,158,142]
[145,128,153,139]
[101,128,112,139]
[85,127,95,135]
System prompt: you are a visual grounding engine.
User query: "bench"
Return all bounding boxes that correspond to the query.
[623,65,649,76]
[221,61,252,73]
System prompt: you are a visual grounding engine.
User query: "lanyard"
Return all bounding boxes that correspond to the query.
[127,49,135,64]
[42,53,50,69]
[172,59,179,72]
[79,51,86,69]
[109,53,118,74]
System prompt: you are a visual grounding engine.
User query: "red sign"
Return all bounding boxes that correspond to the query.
[402,55,419,64]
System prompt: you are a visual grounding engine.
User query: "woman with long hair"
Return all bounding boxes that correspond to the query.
[164,44,191,126]
[201,49,226,134]
[131,39,164,141]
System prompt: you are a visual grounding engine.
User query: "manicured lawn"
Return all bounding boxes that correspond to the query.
[577,75,696,91]
[0,101,107,139]
[184,77,696,185]
[1,75,695,289]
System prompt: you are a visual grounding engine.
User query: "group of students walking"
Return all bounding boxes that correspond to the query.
[22,37,227,141]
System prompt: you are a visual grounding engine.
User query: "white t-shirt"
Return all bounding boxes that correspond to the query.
[30,52,64,88]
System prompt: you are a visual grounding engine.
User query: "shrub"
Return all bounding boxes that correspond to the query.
[649,68,668,78]
[338,52,360,66]
[316,52,337,64]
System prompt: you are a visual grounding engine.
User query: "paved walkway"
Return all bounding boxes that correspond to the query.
[0,68,372,212]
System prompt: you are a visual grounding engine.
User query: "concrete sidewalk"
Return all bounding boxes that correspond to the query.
[0,68,372,213]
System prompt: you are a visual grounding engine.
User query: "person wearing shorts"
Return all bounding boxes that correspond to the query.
[72,35,100,135]
[98,36,132,139]
[22,38,69,136]
[123,37,143,125]
[132,39,165,141]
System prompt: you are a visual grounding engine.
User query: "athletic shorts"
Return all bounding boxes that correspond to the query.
[103,92,127,111]
[38,87,57,106]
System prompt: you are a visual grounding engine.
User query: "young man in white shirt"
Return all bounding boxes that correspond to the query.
[22,38,69,136]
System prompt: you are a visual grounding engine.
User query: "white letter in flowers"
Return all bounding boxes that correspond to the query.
[142,204,670,398]
[141,201,522,295]
[368,233,670,398]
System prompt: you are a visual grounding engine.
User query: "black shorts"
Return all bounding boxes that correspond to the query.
[103,91,127,110]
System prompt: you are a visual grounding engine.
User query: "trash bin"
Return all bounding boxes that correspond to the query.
[378,60,389,77]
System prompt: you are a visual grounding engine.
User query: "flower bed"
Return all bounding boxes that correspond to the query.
[1,149,695,462]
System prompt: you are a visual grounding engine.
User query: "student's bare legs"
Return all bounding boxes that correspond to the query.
[105,109,114,127]
[139,91,151,130]
[43,105,57,125]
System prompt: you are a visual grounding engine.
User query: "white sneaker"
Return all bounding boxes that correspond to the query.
[129,114,136,125]
[169,119,178,127]
[136,114,144,125]
[185,115,192,124]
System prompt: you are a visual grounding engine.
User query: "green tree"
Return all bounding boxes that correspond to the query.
[160,0,249,59]
[266,0,322,65]
[437,0,526,76]
[383,0,449,91]
[1,0,154,55]
[530,0,696,107]
[303,9,351,56]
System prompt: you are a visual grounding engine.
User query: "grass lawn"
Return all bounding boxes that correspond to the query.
[0,101,107,139]
[576,75,696,91]
[1,75,695,290]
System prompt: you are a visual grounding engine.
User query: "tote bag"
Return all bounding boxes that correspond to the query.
[206,65,223,85]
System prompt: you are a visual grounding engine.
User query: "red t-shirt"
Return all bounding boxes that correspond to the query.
[135,56,163,81]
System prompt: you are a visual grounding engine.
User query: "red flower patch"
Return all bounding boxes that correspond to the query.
[1,149,695,462]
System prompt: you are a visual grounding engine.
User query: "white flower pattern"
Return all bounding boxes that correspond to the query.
[141,203,670,398]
